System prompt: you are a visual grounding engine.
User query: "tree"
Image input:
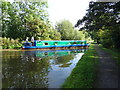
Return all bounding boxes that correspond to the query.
[97,29,113,48]
[75,1,120,48]
[49,28,61,40]
[1,1,53,40]
[55,19,91,40]
[55,20,75,40]
[73,30,84,40]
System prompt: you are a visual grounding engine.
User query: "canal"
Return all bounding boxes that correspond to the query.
[2,49,86,88]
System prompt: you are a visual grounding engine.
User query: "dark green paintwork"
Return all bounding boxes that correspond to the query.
[36,40,86,46]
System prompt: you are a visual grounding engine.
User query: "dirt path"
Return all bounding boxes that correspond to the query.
[94,45,119,88]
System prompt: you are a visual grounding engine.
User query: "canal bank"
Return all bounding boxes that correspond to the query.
[62,44,98,88]
[0,49,22,51]
[62,44,120,88]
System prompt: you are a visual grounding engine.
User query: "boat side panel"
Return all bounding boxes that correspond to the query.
[23,44,89,49]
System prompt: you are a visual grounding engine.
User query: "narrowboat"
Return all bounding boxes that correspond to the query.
[22,40,90,49]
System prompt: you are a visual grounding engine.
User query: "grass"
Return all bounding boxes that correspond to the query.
[61,44,98,88]
[99,45,120,66]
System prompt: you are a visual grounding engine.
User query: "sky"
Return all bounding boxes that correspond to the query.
[47,0,94,26]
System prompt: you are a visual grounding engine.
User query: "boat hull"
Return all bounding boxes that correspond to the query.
[22,44,90,50]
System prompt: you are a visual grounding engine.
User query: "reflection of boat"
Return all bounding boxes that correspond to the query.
[23,49,87,58]
[22,40,90,49]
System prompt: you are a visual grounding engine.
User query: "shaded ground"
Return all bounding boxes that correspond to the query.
[94,45,119,88]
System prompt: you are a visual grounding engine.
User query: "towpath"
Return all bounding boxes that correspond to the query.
[94,45,119,88]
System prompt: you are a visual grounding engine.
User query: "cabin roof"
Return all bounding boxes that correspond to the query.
[34,40,86,42]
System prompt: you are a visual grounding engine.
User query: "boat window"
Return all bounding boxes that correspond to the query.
[23,43,31,46]
[45,43,48,45]
[81,42,83,44]
[73,42,76,44]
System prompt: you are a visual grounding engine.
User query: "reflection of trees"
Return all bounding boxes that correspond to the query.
[55,54,74,67]
[2,51,50,88]
[2,49,87,88]
[2,51,21,61]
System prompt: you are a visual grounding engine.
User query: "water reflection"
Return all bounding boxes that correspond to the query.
[2,49,87,88]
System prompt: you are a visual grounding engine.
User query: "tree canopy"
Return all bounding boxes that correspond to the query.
[75,1,120,48]
[1,1,61,40]
[1,1,92,42]
[55,20,91,40]
[55,20,74,40]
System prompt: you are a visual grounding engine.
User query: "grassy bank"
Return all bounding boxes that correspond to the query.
[99,45,120,66]
[61,44,98,88]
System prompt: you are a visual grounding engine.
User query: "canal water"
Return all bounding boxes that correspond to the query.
[2,49,86,88]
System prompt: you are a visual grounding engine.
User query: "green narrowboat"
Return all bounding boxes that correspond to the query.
[22,40,90,49]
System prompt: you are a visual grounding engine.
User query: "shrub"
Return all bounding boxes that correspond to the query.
[1,37,22,49]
